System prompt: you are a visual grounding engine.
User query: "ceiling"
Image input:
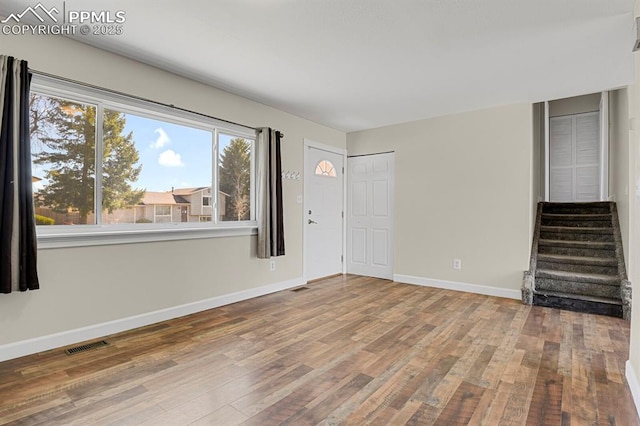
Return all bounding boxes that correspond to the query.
[1,0,636,132]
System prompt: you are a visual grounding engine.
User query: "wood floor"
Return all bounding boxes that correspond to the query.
[0,275,638,425]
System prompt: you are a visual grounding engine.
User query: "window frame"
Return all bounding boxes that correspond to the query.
[31,75,258,249]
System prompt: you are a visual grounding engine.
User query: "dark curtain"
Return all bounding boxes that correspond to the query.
[0,55,39,293]
[255,127,285,258]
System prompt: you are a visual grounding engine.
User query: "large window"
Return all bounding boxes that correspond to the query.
[30,76,255,244]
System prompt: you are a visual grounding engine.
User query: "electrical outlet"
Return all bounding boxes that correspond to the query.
[453,259,462,270]
[269,260,276,271]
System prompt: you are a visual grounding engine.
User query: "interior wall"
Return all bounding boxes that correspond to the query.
[0,35,346,347]
[347,104,534,290]
[628,16,640,405]
[548,93,601,117]
[610,89,630,267]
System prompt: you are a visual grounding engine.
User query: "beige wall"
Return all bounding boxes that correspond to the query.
[347,104,534,289]
[549,93,601,117]
[628,19,640,400]
[610,89,630,267]
[0,35,345,346]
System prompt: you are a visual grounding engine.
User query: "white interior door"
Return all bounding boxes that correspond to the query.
[549,111,601,202]
[347,152,394,280]
[304,145,344,281]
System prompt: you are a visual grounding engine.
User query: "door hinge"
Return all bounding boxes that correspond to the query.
[341,211,344,218]
[341,255,344,263]
[342,166,345,174]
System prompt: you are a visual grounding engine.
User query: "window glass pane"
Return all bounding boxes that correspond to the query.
[218,134,252,221]
[155,206,171,215]
[30,92,96,225]
[101,110,213,224]
[315,160,336,177]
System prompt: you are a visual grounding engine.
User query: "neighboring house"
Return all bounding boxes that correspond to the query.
[34,186,228,225]
[172,187,216,222]
[128,187,227,224]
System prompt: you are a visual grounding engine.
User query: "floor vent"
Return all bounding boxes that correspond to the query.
[65,340,110,355]
[291,286,310,292]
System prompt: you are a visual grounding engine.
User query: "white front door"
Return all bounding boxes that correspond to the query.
[347,152,394,280]
[304,144,344,281]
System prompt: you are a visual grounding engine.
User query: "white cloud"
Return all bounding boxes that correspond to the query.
[150,128,170,149]
[158,149,184,167]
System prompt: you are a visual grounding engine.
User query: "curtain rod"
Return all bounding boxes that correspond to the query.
[29,69,284,138]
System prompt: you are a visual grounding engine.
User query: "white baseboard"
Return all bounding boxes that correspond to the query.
[626,360,640,419]
[393,274,521,300]
[0,277,305,362]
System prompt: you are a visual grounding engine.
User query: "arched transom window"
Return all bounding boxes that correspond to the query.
[315,160,337,177]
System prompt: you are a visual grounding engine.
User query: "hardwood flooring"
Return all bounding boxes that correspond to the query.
[0,275,637,425]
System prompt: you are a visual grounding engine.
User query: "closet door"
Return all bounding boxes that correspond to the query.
[549,112,600,202]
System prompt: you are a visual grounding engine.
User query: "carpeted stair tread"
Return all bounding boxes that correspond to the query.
[537,253,617,266]
[540,226,613,234]
[538,239,615,249]
[542,213,612,220]
[535,269,619,285]
[533,290,621,305]
[535,277,620,298]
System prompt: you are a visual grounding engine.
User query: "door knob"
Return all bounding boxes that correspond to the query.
[308,219,317,224]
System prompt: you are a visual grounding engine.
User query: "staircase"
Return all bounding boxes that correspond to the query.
[522,202,631,319]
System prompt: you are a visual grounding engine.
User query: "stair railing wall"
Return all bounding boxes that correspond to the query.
[522,202,544,305]
[610,203,632,320]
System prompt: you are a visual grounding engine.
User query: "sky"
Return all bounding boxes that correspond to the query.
[123,113,214,192]
[32,109,244,193]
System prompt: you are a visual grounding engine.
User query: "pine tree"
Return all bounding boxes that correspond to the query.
[31,94,144,224]
[219,138,251,221]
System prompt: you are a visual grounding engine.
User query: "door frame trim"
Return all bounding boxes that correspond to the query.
[543,92,609,202]
[544,100,550,201]
[600,91,609,201]
[303,139,347,283]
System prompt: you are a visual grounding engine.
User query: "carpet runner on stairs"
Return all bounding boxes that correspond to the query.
[522,202,630,319]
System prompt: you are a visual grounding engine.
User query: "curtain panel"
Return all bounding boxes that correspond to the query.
[0,55,39,293]
[255,127,285,259]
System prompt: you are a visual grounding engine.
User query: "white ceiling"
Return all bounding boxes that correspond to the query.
[2,0,636,132]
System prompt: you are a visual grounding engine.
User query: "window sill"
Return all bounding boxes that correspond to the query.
[37,225,258,249]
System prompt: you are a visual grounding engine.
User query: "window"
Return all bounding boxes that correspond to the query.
[315,160,336,177]
[30,94,97,225]
[154,205,172,223]
[30,75,257,246]
[218,133,252,221]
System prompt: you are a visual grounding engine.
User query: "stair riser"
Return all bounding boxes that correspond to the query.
[533,294,622,318]
[541,219,611,228]
[535,278,620,299]
[543,203,612,215]
[539,231,614,243]
[536,261,618,276]
[543,208,611,215]
[538,246,616,258]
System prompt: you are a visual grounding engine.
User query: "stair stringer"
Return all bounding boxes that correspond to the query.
[610,202,632,320]
[522,202,543,305]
